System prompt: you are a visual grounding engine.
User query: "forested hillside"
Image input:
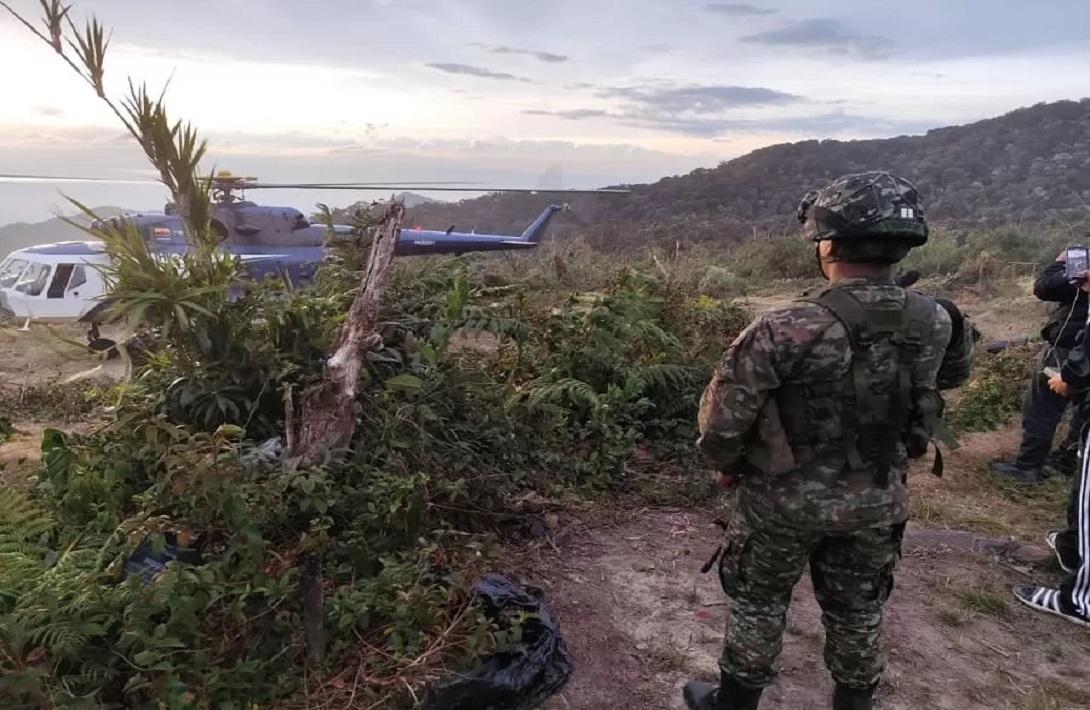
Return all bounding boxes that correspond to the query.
[406,99,1090,250]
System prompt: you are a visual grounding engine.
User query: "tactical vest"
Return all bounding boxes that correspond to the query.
[776,285,946,486]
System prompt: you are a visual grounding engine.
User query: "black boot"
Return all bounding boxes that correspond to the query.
[833,682,876,710]
[683,672,763,710]
[990,461,1044,484]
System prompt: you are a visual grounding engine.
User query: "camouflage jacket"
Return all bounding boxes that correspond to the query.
[698,277,972,531]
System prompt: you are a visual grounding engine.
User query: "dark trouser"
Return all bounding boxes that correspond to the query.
[717,511,903,689]
[1059,436,1090,617]
[1015,346,1088,471]
[1055,468,1083,570]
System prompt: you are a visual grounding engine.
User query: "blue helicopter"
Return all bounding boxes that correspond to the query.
[0,171,625,333]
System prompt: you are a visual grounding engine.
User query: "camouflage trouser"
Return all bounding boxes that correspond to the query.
[717,510,904,689]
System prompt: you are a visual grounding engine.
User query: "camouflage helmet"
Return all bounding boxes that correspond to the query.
[796,171,928,245]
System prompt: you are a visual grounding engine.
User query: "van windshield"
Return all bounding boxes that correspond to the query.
[0,258,28,288]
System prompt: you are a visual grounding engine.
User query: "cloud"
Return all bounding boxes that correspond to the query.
[467,43,569,63]
[741,18,893,60]
[597,83,801,113]
[704,3,777,16]
[34,105,64,117]
[523,109,611,120]
[634,43,675,54]
[539,81,805,136]
[424,63,534,82]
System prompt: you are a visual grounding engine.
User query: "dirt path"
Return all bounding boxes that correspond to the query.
[518,507,1090,709]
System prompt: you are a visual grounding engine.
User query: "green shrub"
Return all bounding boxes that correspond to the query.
[698,265,748,298]
[947,346,1036,433]
[727,233,816,282]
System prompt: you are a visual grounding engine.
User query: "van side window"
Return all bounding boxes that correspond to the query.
[47,264,76,299]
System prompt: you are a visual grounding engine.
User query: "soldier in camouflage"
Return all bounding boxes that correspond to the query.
[684,172,975,710]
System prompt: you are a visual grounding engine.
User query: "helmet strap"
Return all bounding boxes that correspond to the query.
[815,243,830,280]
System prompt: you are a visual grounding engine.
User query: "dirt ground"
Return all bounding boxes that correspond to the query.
[0,323,127,386]
[520,501,1090,710]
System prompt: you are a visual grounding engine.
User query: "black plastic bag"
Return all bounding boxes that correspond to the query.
[123,533,202,584]
[422,573,572,710]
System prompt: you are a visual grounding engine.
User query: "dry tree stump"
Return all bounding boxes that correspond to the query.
[285,199,406,662]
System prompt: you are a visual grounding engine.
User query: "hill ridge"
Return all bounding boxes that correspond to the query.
[405,98,1090,250]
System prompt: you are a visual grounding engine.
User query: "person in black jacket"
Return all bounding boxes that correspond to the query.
[1014,289,1090,628]
[991,252,1089,483]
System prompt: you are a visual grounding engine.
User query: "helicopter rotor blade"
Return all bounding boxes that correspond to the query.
[0,173,630,194]
[246,184,631,194]
[0,172,162,186]
[245,181,488,187]
[0,173,485,187]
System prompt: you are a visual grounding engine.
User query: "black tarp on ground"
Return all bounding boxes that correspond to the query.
[422,573,572,710]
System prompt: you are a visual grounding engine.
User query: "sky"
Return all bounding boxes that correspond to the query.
[1,0,1088,226]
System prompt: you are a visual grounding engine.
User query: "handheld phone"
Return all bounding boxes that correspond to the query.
[1044,366,1061,379]
[1065,246,1090,280]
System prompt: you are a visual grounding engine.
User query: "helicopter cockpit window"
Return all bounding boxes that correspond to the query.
[0,258,28,288]
[14,262,51,296]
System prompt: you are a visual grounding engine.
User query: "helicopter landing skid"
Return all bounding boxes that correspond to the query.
[18,317,31,332]
[85,323,117,353]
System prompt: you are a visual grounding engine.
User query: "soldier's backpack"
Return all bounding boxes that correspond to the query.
[788,285,948,484]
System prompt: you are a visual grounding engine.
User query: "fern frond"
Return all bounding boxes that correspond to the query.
[0,489,54,556]
[526,377,600,410]
[28,620,87,656]
[637,364,698,391]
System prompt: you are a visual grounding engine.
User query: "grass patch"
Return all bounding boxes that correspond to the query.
[909,443,1071,543]
[648,641,690,672]
[910,492,1019,537]
[1019,680,1090,710]
[952,580,1011,619]
[935,605,971,628]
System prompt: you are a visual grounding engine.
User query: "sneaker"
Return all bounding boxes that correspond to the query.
[1044,531,1079,574]
[1013,586,1090,629]
[990,461,1044,485]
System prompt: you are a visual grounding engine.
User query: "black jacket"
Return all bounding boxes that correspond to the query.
[1036,261,1089,348]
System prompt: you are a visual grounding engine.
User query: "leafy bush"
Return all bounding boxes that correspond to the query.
[947,346,1036,433]
[727,233,817,282]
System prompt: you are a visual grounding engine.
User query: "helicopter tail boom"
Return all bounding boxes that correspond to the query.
[520,204,564,243]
